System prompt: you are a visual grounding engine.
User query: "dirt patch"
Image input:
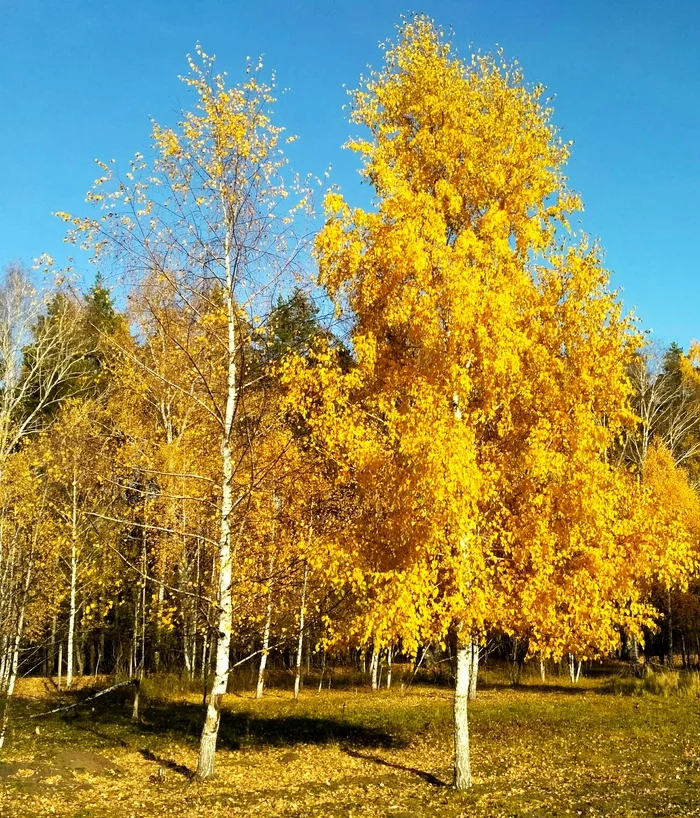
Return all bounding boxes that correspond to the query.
[0,749,122,794]
[0,762,36,781]
[52,749,122,775]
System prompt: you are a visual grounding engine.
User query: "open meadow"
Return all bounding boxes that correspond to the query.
[2,666,700,818]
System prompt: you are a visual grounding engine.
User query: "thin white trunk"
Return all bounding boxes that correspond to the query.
[256,560,275,700]
[195,217,236,781]
[386,646,392,690]
[6,630,21,697]
[1,562,32,746]
[201,632,208,681]
[183,623,193,679]
[0,637,9,693]
[294,562,308,700]
[66,475,78,689]
[539,656,546,683]
[370,644,379,692]
[467,641,479,700]
[6,572,29,698]
[568,653,576,683]
[317,649,326,694]
[575,659,582,684]
[453,632,472,790]
[57,643,63,691]
[132,509,147,723]
[630,635,639,663]
[154,582,164,671]
[50,615,57,679]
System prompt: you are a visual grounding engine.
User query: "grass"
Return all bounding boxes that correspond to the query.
[2,665,700,817]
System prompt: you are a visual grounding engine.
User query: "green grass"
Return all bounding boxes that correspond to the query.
[2,666,700,817]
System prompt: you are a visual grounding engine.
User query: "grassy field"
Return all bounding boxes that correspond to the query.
[1,665,700,817]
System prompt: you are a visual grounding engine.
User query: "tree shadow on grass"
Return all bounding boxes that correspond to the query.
[144,699,399,751]
[62,692,398,754]
[139,748,193,779]
[342,747,446,787]
[478,681,602,696]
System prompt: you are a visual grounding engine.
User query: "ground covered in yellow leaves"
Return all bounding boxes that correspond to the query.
[2,668,700,817]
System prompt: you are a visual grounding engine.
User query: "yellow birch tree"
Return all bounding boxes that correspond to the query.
[283,17,693,789]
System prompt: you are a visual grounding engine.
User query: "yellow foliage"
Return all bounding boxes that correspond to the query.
[282,16,688,660]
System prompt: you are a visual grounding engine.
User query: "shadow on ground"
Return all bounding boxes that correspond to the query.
[35,686,399,755]
[477,681,600,696]
[342,747,446,787]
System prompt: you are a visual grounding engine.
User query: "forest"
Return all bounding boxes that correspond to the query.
[2,16,700,818]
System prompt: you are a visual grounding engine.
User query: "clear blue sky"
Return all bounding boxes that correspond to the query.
[1,0,698,348]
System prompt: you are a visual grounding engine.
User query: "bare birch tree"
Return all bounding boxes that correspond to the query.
[59,47,308,779]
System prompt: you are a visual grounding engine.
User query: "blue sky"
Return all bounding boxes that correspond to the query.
[1,0,698,348]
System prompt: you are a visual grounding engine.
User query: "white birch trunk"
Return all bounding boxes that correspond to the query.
[183,623,193,680]
[49,615,57,680]
[370,644,379,692]
[539,656,546,683]
[132,500,148,724]
[154,582,164,671]
[6,630,21,697]
[386,645,392,690]
[1,561,32,745]
[201,632,208,681]
[294,562,308,700]
[467,641,479,700]
[6,573,29,698]
[256,554,275,700]
[453,632,472,790]
[629,635,639,663]
[66,475,78,689]
[195,217,236,781]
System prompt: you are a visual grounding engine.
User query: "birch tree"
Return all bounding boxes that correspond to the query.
[282,17,692,790]
[0,264,90,462]
[37,398,121,687]
[59,46,307,778]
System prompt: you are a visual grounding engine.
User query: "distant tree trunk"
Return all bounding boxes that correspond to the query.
[294,562,308,700]
[66,476,78,689]
[467,641,479,700]
[94,631,103,679]
[453,630,472,790]
[629,635,640,664]
[539,656,546,682]
[667,592,674,668]
[76,626,86,677]
[49,615,57,679]
[567,654,582,684]
[154,582,165,672]
[681,633,688,670]
[57,643,63,691]
[201,631,209,681]
[370,644,379,692]
[386,645,393,690]
[317,648,326,694]
[256,554,275,700]
[0,560,32,747]
[7,574,30,697]
[132,513,148,723]
[184,621,194,680]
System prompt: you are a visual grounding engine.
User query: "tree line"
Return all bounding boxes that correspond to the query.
[1,16,699,789]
